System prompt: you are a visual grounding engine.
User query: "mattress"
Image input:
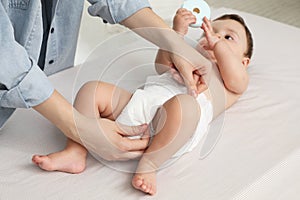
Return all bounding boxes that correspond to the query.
[1,8,300,199]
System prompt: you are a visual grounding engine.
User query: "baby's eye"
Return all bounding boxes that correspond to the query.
[224,35,233,40]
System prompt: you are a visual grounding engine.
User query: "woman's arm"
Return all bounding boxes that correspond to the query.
[33,90,150,161]
[0,4,53,111]
[121,8,212,97]
[155,49,173,74]
[154,8,198,75]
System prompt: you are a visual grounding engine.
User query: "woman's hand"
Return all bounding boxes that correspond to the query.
[75,114,150,161]
[155,48,210,97]
[170,67,208,95]
[122,8,211,98]
[169,52,210,97]
[34,90,150,161]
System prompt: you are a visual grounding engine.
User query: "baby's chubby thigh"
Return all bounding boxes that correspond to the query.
[152,94,201,140]
[143,94,201,166]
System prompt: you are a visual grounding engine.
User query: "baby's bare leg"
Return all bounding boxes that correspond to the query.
[132,94,201,195]
[32,81,132,173]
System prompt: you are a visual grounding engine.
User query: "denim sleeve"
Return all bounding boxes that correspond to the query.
[0,5,54,109]
[87,0,151,24]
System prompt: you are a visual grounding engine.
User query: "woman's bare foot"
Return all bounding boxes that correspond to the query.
[132,172,157,195]
[32,147,87,174]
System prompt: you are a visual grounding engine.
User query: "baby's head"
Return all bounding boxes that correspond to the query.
[199,14,253,67]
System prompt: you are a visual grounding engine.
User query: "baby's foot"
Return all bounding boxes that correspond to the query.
[32,148,87,174]
[132,172,157,195]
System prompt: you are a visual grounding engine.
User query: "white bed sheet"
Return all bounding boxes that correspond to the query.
[1,8,300,199]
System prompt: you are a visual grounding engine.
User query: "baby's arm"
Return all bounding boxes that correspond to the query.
[202,17,249,94]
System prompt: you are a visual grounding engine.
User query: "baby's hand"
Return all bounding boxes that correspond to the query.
[173,8,196,35]
[201,17,221,50]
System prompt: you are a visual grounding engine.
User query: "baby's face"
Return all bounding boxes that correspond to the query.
[198,19,248,62]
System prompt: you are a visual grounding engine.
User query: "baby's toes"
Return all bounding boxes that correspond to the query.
[145,184,152,194]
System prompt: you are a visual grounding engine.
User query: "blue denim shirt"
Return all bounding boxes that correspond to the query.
[0,0,150,128]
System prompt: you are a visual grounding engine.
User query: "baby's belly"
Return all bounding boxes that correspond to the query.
[203,68,227,119]
[203,84,240,119]
[203,89,212,101]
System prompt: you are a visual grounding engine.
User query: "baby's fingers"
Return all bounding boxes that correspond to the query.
[177,8,196,18]
[201,19,213,39]
[203,17,213,31]
[185,15,196,24]
[201,21,210,37]
[176,8,190,15]
[201,17,213,35]
[176,8,186,14]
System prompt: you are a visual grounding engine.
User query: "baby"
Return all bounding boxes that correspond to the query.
[32,8,253,196]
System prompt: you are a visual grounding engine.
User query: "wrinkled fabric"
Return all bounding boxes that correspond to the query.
[0,0,150,128]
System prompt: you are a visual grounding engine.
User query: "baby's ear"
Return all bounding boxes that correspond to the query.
[242,57,250,69]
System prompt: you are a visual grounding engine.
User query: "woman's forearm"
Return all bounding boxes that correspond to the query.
[121,8,209,64]
[33,90,81,144]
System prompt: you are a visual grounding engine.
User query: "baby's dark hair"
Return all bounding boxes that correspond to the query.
[214,14,254,59]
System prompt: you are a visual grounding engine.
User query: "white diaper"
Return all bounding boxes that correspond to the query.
[116,71,213,157]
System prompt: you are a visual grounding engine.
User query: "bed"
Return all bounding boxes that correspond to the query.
[1,7,300,199]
